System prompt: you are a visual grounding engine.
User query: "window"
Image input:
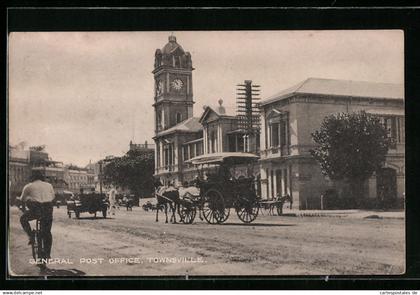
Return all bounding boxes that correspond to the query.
[157,111,162,130]
[271,124,279,147]
[280,120,287,148]
[382,116,403,148]
[197,142,203,156]
[256,132,260,152]
[165,146,169,166]
[190,144,196,158]
[269,114,289,152]
[399,117,405,143]
[176,113,182,124]
[237,135,244,152]
[228,134,236,152]
[210,131,216,153]
[183,146,189,161]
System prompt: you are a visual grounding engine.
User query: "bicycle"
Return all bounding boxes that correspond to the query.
[30,218,45,261]
[19,201,46,261]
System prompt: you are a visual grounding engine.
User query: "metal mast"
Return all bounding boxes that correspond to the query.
[236,80,261,152]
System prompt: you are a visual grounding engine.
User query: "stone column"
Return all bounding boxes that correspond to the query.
[154,140,159,174]
[267,168,272,200]
[280,168,285,196]
[260,109,266,151]
[159,140,164,169]
[260,166,268,200]
[273,169,277,198]
[203,126,208,154]
[219,124,223,152]
[289,163,301,209]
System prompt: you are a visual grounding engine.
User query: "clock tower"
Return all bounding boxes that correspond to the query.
[153,35,194,133]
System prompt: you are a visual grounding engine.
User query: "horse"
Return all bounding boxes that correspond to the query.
[154,180,180,223]
[142,201,153,212]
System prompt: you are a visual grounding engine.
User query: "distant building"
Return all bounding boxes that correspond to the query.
[8,146,30,202]
[8,146,70,202]
[64,166,95,193]
[129,140,154,152]
[259,78,404,209]
[85,156,115,193]
[31,158,68,193]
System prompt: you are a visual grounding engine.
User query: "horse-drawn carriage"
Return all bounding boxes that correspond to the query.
[155,152,261,224]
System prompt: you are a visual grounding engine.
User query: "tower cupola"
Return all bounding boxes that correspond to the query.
[154,35,192,70]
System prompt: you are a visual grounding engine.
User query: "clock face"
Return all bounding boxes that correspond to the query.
[171,78,184,91]
[156,80,163,96]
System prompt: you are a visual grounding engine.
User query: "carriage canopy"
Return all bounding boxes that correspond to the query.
[186,152,259,166]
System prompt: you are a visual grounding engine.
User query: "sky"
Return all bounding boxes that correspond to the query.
[8,30,404,166]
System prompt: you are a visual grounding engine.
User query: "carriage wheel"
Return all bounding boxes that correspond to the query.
[178,203,197,224]
[236,198,259,223]
[202,189,229,224]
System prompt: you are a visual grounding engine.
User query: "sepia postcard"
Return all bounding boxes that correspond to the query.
[7,30,405,277]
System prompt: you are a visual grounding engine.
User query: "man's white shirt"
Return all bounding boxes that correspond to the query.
[19,180,55,203]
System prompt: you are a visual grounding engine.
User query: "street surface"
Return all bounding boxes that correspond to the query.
[8,200,404,277]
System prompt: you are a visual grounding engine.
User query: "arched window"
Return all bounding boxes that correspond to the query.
[176,112,182,124]
[157,111,162,130]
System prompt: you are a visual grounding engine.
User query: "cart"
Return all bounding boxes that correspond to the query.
[67,193,109,219]
[258,195,293,216]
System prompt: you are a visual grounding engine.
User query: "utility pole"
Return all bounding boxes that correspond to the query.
[99,160,103,194]
[236,80,261,153]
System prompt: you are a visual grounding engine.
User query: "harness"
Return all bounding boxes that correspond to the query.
[155,186,178,202]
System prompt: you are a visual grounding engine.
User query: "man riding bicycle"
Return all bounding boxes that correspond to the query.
[18,170,55,261]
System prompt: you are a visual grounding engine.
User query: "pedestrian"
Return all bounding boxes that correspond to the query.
[17,170,55,269]
[108,185,117,216]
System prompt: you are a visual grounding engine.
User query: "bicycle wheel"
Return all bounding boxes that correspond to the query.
[31,230,39,260]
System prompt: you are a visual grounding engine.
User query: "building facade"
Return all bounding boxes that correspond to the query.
[28,148,69,193]
[152,35,200,185]
[9,146,70,202]
[151,37,404,209]
[153,36,260,186]
[259,78,405,209]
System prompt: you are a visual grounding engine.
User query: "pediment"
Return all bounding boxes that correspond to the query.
[199,107,221,124]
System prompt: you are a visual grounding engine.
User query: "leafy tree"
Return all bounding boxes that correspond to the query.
[102,149,155,197]
[311,111,390,206]
[29,145,46,151]
[67,164,82,170]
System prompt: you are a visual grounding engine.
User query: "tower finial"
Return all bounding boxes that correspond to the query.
[217,99,226,115]
[169,33,176,42]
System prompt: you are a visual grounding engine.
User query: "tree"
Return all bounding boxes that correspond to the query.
[102,149,155,197]
[29,145,46,152]
[311,111,390,206]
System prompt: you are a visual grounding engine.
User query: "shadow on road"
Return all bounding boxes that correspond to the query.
[40,267,86,276]
[72,216,109,220]
[219,222,296,227]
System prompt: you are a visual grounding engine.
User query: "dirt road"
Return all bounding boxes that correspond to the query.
[8,203,404,277]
